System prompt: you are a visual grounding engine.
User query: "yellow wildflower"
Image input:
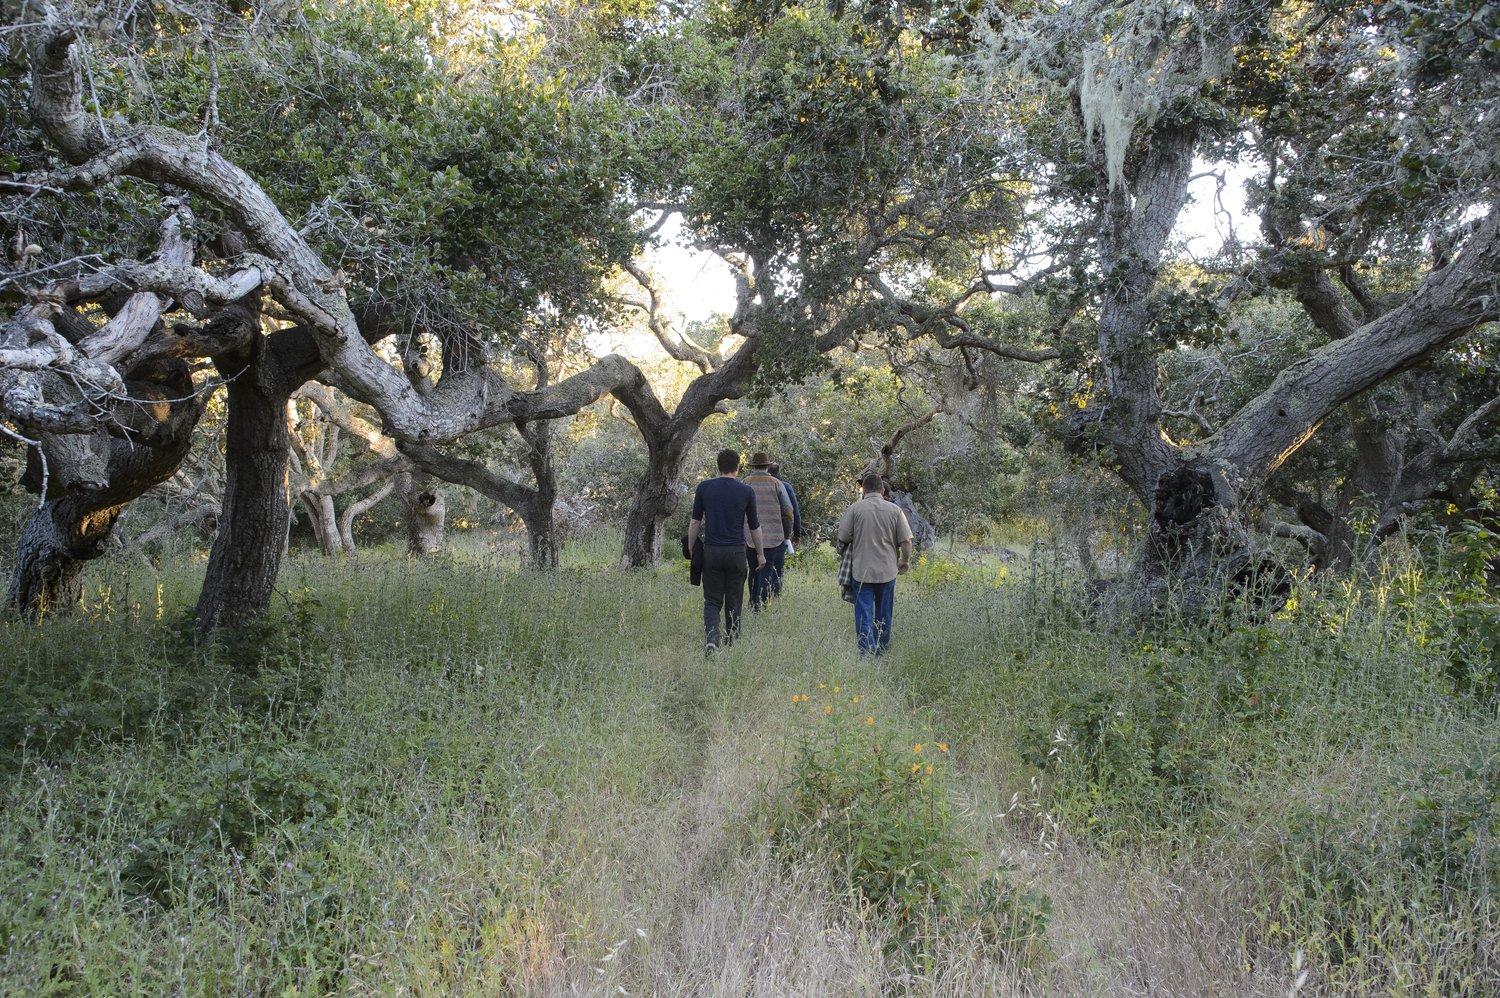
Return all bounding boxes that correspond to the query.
[823,704,832,715]
[911,763,920,774]
[913,743,923,754]
[925,765,933,775]
[819,683,827,689]
[865,716,874,726]
[833,686,841,694]
[937,742,949,753]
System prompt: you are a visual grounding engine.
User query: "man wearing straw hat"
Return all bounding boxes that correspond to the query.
[741,451,795,611]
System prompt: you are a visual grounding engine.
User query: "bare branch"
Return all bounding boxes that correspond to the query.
[1444,392,1500,460]
[619,261,717,372]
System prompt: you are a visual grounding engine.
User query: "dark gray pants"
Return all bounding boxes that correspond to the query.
[702,544,749,647]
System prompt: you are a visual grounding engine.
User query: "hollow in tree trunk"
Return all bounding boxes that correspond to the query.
[7,369,202,618]
[406,489,446,556]
[9,496,126,616]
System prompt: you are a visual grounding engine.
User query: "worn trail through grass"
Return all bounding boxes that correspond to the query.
[0,543,1495,996]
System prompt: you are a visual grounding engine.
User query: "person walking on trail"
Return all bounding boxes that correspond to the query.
[768,461,803,597]
[768,462,804,546]
[836,471,913,655]
[689,449,767,655]
[741,452,794,610]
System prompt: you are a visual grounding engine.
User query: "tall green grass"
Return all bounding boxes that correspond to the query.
[0,535,1494,995]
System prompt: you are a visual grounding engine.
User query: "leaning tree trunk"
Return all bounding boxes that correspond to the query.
[337,478,395,552]
[301,492,341,556]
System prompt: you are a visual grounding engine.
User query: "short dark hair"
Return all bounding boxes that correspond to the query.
[717,449,741,473]
[861,472,883,493]
[768,462,781,477]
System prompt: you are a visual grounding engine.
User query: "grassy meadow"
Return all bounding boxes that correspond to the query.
[0,534,1496,996]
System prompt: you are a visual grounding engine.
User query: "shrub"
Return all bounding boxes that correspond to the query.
[760,683,967,929]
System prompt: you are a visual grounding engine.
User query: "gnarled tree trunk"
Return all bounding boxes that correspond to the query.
[301,492,341,556]
[619,440,686,569]
[616,349,755,568]
[337,478,396,552]
[7,365,203,617]
[194,327,322,633]
[395,471,446,557]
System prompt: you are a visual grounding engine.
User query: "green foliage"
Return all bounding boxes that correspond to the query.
[114,724,350,902]
[1428,518,1500,700]
[10,0,634,339]
[761,682,966,927]
[0,534,1498,990]
[1402,750,1500,891]
[960,863,1052,965]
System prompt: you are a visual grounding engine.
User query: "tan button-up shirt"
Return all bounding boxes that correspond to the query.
[836,494,913,584]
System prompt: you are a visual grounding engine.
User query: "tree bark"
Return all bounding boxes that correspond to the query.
[407,490,446,556]
[7,370,201,617]
[619,441,685,568]
[194,345,293,632]
[193,326,322,633]
[401,434,559,568]
[337,478,395,552]
[616,346,755,568]
[301,492,340,556]
[392,470,446,557]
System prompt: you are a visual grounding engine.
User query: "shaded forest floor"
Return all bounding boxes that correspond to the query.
[0,538,1496,995]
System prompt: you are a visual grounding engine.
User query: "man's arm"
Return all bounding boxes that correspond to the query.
[688,517,701,549]
[750,526,767,570]
[895,509,913,574]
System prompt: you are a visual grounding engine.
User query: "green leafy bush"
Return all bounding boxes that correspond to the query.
[761,683,966,926]
[961,863,1052,964]
[117,729,348,902]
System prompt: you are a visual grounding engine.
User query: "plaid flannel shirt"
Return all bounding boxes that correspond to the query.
[836,543,855,602]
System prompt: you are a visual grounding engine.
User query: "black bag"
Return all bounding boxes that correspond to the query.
[681,532,704,586]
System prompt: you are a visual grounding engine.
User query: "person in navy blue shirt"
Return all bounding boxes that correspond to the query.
[688,449,767,655]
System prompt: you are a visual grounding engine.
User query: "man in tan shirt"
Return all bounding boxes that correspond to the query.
[836,472,913,654]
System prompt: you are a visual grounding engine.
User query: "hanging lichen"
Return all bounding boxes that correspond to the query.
[984,0,1238,192]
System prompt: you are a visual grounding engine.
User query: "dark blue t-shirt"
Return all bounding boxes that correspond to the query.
[692,477,759,547]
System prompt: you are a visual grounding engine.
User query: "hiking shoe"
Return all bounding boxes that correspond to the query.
[705,642,718,658]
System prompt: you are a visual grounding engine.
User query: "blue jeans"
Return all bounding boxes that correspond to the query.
[746,543,786,610]
[852,578,895,654]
